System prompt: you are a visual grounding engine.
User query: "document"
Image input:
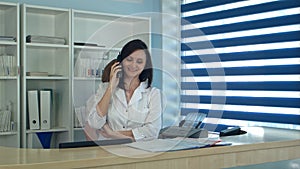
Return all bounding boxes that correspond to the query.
[126,138,209,152]
[28,90,40,130]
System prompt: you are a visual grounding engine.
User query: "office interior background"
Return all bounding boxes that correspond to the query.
[0,0,299,148]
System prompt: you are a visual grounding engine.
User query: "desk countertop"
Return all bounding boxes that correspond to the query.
[0,127,299,169]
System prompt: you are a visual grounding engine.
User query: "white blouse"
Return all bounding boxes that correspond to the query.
[86,81,162,141]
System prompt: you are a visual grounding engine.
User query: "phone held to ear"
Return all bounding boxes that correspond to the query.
[116,57,122,78]
[117,71,122,78]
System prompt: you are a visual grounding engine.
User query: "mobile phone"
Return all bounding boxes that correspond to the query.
[117,71,122,78]
[116,56,122,78]
[116,62,122,78]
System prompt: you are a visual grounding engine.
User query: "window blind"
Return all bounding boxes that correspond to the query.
[181,0,300,131]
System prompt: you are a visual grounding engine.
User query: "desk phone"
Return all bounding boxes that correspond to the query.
[159,113,208,138]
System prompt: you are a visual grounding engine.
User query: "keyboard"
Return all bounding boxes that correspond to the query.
[59,138,132,148]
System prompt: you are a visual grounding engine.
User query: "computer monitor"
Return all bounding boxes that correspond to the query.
[59,138,132,148]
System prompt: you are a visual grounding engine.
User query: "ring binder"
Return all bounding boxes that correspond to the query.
[40,90,52,130]
[27,90,40,130]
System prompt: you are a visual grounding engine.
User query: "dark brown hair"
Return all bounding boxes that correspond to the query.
[117,39,153,88]
[101,59,117,82]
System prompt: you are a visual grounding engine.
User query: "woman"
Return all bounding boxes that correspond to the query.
[86,39,162,141]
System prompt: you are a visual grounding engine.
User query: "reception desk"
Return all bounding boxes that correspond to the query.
[1,127,300,169]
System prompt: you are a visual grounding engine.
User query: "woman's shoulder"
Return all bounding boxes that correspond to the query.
[150,86,160,92]
[146,86,161,96]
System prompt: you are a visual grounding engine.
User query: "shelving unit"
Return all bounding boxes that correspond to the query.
[71,9,151,141]
[21,4,71,148]
[0,2,20,147]
[1,3,151,148]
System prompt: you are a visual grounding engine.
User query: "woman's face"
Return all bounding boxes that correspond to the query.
[122,49,146,78]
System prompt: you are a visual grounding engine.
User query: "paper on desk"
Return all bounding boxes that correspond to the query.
[126,138,209,152]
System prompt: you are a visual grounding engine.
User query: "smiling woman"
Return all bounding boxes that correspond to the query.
[86,39,162,142]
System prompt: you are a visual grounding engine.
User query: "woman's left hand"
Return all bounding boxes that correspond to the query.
[100,124,133,140]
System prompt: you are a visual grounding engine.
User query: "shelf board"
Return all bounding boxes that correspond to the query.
[74,127,84,131]
[26,127,68,134]
[26,76,69,80]
[74,45,120,51]
[0,131,18,136]
[0,76,18,80]
[26,43,69,48]
[74,77,101,81]
[0,41,17,45]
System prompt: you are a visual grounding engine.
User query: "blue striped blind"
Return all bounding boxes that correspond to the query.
[181,0,300,131]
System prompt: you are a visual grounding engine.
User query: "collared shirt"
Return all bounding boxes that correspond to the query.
[87,81,162,141]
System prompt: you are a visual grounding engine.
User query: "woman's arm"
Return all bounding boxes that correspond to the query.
[100,124,133,141]
[96,62,122,117]
[118,130,134,139]
[130,88,162,141]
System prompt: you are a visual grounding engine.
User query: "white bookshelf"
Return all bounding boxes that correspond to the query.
[0,2,20,148]
[21,4,72,148]
[72,9,151,141]
[1,3,151,147]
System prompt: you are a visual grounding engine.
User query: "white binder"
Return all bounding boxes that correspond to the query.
[40,90,51,129]
[28,90,40,129]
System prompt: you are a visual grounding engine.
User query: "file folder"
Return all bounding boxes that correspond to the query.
[28,90,40,129]
[40,90,51,130]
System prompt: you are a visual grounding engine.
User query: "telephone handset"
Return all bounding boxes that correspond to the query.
[116,56,122,78]
[179,112,206,128]
[159,113,208,139]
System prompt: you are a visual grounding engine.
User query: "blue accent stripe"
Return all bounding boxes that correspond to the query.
[182,0,300,25]
[182,14,300,38]
[181,0,243,13]
[181,95,300,108]
[181,108,300,125]
[181,31,300,51]
[181,48,300,63]
[181,65,300,76]
[181,81,300,91]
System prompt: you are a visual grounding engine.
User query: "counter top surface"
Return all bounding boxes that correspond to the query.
[0,127,299,168]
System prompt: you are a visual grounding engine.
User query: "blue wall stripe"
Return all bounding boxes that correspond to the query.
[182,14,300,38]
[181,95,300,108]
[182,0,300,25]
[181,0,244,13]
[181,82,300,91]
[181,48,300,63]
[181,31,300,51]
[181,65,300,76]
[181,108,300,125]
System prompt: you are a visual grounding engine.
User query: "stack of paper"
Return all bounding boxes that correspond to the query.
[0,54,15,76]
[26,35,66,45]
[0,110,11,132]
[0,36,16,42]
[26,72,48,77]
[126,138,209,152]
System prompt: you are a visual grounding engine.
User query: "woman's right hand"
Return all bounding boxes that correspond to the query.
[109,62,122,91]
